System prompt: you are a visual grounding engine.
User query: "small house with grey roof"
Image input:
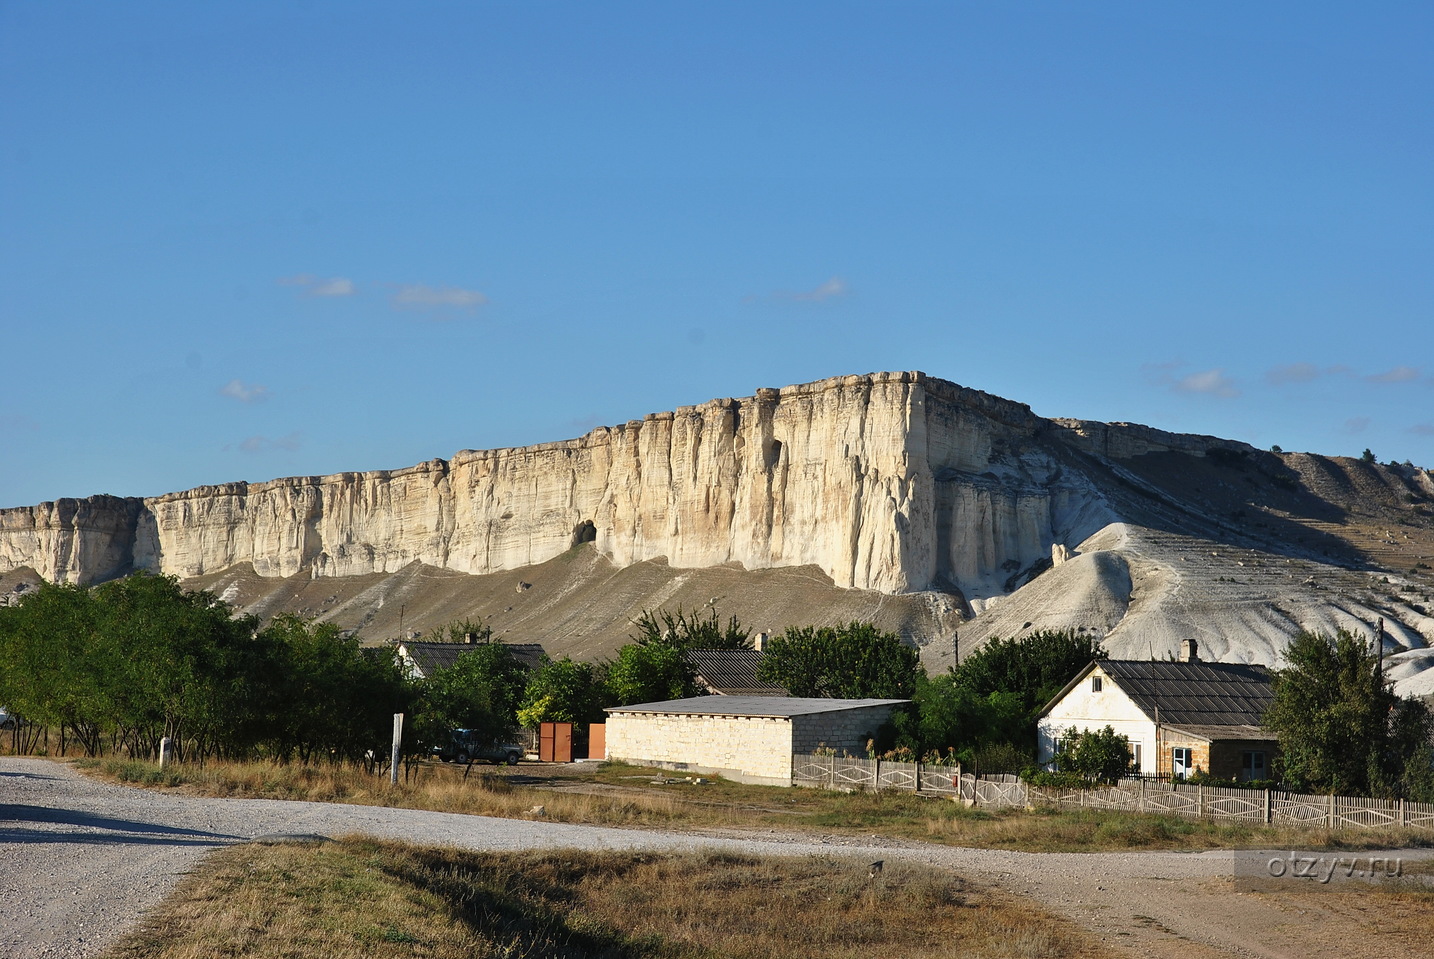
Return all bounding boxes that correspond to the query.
[1036,640,1277,781]
[604,696,908,785]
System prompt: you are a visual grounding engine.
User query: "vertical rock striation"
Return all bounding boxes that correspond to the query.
[0,372,1112,596]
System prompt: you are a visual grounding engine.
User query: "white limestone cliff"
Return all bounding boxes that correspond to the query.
[0,372,1109,599]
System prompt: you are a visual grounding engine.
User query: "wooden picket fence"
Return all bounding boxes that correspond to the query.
[789,753,1434,830]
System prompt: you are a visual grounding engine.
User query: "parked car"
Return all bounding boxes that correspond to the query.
[0,707,20,729]
[430,729,521,765]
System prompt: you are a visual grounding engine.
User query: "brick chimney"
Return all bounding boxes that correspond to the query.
[1179,638,1199,663]
[753,630,770,651]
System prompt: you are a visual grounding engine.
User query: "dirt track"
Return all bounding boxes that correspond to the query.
[3,758,1432,958]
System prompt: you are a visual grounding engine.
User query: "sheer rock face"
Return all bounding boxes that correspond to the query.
[0,371,1219,594]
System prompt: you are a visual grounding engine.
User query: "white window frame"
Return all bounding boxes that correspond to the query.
[1172,746,1193,780]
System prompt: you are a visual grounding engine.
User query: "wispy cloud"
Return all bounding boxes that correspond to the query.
[219,379,269,403]
[1266,362,1321,385]
[786,276,848,302]
[1343,416,1371,435]
[1409,423,1434,437]
[1367,366,1421,384]
[748,276,851,304]
[277,274,355,297]
[238,432,302,453]
[391,284,487,312]
[1173,368,1240,398]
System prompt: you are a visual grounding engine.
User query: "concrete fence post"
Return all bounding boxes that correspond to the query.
[1327,793,1336,829]
[1264,789,1272,824]
[390,713,404,786]
[158,736,173,769]
[1401,798,1408,827]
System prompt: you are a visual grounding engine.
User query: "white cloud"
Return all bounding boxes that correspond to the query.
[277,274,355,297]
[1173,369,1240,398]
[788,276,848,302]
[1409,423,1434,437]
[309,277,355,297]
[1367,366,1421,384]
[219,379,270,403]
[391,284,488,312]
[758,276,850,303]
[238,432,301,453]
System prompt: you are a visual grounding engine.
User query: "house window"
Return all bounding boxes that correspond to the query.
[1172,747,1193,780]
[1091,676,1103,693]
[1130,742,1142,772]
[1240,750,1266,782]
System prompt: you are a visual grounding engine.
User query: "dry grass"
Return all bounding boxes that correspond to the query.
[73,756,1434,854]
[104,837,1108,959]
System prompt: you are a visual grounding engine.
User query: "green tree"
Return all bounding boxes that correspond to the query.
[414,639,527,746]
[1265,629,1433,799]
[606,640,698,706]
[264,613,412,763]
[1056,725,1134,783]
[952,630,1107,721]
[518,657,609,728]
[757,621,919,699]
[628,606,750,649]
[889,672,1030,768]
[424,617,493,644]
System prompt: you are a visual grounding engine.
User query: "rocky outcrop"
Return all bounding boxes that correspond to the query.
[0,372,1110,596]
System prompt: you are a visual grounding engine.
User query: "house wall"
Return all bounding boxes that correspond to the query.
[1037,666,1157,774]
[604,703,901,786]
[1206,739,1277,781]
[1155,732,1210,778]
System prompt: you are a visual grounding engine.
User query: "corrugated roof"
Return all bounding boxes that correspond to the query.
[684,648,787,695]
[1099,660,1273,727]
[606,696,909,718]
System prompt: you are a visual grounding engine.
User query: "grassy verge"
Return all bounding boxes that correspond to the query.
[104,837,1108,959]
[74,756,1434,853]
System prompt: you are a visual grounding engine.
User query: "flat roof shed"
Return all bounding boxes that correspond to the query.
[604,696,909,785]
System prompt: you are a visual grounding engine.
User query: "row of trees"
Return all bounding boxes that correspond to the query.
[0,575,408,763]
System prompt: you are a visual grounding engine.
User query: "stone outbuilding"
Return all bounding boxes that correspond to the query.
[603,696,909,785]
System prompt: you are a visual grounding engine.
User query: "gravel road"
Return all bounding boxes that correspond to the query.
[4,758,1431,959]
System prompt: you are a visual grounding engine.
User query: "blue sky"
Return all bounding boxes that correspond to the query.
[2,3,1431,508]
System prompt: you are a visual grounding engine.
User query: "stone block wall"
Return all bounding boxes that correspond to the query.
[789,704,901,755]
[604,702,903,785]
[605,712,795,784]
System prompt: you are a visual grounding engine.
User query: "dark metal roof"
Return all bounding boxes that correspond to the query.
[684,648,787,695]
[398,641,546,676]
[1097,659,1274,727]
[605,696,909,718]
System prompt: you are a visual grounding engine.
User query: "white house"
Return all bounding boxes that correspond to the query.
[604,696,908,785]
[1036,641,1277,781]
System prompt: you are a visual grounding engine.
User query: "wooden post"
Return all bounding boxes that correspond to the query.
[1139,777,1146,812]
[1401,798,1408,828]
[1198,784,1205,819]
[1264,789,1272,825]
[1327,792,1336,829]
